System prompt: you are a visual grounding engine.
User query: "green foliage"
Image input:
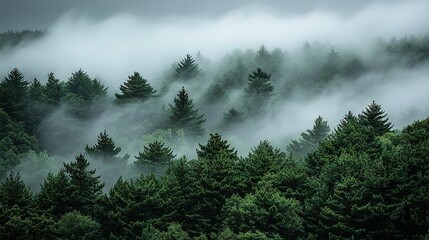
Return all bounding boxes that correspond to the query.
[85,130,129,163]
[115,72,157,103]
[288,116,330,159]
[244,68,274,114]
[168,87,206,137]
[197,133,238,160]
[37,171,73,217]
[65,69,108,118]
[55,211,101,239]
[175,54,201,80]
[63,154,104,216]
[0,172,33,213]
[222,184,304,239]
[0,109,37,176]
[0,68,29,123]
[135,141,175,174]
[136,141,175,164]
[44,72,64,105]
[358,100,393,136]
[243,140,287,190]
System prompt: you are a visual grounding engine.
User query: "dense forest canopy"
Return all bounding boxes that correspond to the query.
[1,0,429,238]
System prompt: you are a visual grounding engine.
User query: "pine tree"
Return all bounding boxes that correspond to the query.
[0,172,33,214]
[244,68,274,114]
[0,68,29,123]
[44,72,63,105]
[63,154,104,216]
[255,45,271,71]
[287,116,330,158]
[358,101,393,136]
[320,47,341,82]
[168,87,206,137]
[135,141,176,166]
[37,171,73,217]
[243,140,287,190]
[66,69,107,102]
[85,130,129,162]
[175,54,201,80]
[196,133,238,160]
[28,78,44,102]
[0,109,37,176]
[65,69,108,118]
[115,72,157,103]
[222,108,245,130]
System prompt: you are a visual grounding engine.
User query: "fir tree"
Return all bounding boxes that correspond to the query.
[85,130,129,162]
[65,69,108,118]
[255,45,271,71]
[222,108,245,130]
[28,78,44,102]
[135,141,176,166]
[287,116,330,158]
[44,72,63,105]
[66,69,107,102]
[196,133,238,160]
[244,68,274,114]
[115,72,157,103]
[358,101,393,136]
[168,87,206,137]
[175,54,201,80]
[0,68,29,123]
[63,154,104,216]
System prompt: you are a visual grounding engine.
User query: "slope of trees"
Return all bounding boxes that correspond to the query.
[1,36,429,239]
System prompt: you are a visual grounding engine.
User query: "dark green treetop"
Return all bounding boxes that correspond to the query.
[287,116,331,158]
[115,72,157,103]
[196,133,238,160]
[44,72,64,105]
[168,87,206,137]
[0,68,29,123]
[63,154,104,216]
[175,54,201,80]
[358,101,393,136]
[85,130,129,162]
[28,78,45,102]
[244,68,274,114]
[66,69,107,102]
[135,140,176,166]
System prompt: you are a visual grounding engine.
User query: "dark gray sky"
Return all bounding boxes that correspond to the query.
[0,0,397,31]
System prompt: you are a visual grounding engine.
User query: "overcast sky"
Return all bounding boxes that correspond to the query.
[0,0,404,31]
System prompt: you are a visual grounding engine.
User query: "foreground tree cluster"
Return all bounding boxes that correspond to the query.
[1,34,429,239]
[1,103,429,239]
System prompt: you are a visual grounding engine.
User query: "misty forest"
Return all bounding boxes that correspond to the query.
[1,1,429,239]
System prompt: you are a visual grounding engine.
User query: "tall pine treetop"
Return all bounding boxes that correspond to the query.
[168,87,206,137]
[115,72,157,103]
[358,101,393,136]
[85,130,129,162]
[196,133,238,160]
[135,140,176,166]
[174,54,201,80]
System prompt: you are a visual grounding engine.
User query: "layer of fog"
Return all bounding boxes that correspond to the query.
[0,0,428,87]
[2,0,429,189]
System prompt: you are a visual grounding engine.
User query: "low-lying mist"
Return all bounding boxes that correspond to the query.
[1,0,429,190]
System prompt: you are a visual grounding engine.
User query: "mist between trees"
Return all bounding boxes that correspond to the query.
[0,30,429,238]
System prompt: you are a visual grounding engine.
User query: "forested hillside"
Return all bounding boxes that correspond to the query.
[0,32,429,239]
